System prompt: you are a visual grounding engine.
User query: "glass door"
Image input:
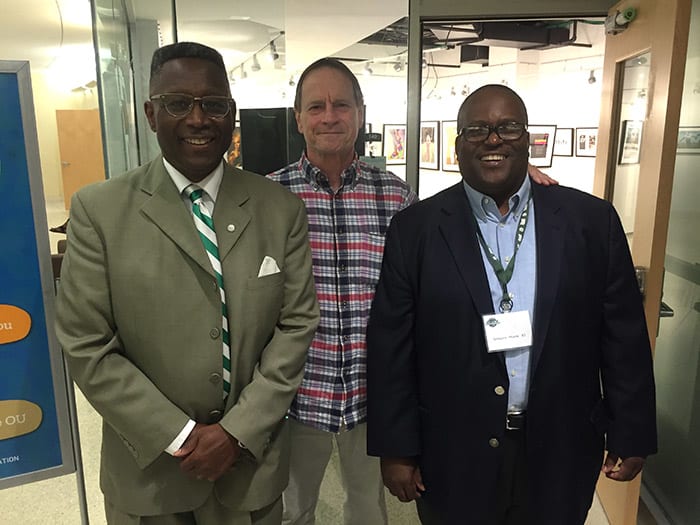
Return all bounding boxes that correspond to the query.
[641,2,700,522]
[593,0,693,523]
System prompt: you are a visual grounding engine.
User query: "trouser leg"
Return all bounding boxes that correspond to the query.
[335,423,388,525]
[282,419,334,525]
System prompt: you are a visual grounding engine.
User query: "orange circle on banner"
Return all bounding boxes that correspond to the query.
[0,400,43,440]
[0,305,32,345]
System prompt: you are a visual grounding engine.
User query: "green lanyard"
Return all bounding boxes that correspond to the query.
[475,196,531,313]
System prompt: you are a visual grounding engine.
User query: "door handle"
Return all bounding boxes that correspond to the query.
[61,161,71,167]
[659,301,674,318]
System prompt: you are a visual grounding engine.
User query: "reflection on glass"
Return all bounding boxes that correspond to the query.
[610,52,651,249]
[641,3,700,515]
[92,0,139,177]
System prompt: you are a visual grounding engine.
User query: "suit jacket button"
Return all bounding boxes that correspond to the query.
[209,372,222,384]
[489,438,500,448]
[208,410,222,423]
[209,328,220,339]
[494,386,506,396]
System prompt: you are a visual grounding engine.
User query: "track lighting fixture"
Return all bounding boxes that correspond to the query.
[588,70,596,84]
[364,62,373,75]
[251,54,261,72]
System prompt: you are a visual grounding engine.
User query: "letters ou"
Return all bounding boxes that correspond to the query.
[0,322,14,330]
[3,414,26,426]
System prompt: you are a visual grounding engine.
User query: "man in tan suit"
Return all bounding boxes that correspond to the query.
[55,42,319,524]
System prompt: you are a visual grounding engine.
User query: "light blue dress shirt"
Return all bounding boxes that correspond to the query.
[463,176,537,411]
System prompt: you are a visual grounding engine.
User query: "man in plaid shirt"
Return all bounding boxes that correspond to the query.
[268,58,417,524]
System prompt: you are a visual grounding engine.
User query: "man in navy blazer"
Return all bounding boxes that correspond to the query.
[366,84,657,524]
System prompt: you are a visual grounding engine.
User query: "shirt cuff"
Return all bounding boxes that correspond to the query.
[165,419,196,455]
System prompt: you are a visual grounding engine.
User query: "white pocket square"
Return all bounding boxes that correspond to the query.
[257,255,281,277]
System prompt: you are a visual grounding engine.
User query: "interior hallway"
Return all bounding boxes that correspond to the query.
[0,199,636,525]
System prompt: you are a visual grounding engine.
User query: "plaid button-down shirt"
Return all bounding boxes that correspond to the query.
[268,153,417,432]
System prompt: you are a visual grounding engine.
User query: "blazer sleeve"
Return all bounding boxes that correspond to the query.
[55,190,191,468]
[219,198,320,460]
[366,215,421,458]
[599,202,657,458]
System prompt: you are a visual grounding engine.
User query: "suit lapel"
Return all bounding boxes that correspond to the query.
[437,184,494,318]
[139,158,215,277]
[531,184,566,374]
[212,164,251,262]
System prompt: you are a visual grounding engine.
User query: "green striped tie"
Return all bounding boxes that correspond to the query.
[184,184,231,398]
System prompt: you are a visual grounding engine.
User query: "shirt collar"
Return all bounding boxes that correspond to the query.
[463,173,532,223]
[163,157,224,202]
[299,151,360,191]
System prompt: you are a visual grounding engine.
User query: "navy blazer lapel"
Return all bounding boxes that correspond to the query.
[531,183,566,374]
[437,184,493,318]
[139,158,215,277]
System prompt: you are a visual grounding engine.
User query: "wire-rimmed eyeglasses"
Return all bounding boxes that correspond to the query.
[459,122,527,143]
[149,93,233,119]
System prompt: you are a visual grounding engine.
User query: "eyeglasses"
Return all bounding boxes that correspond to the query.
[149,93,233,119]
[459,122,527,143]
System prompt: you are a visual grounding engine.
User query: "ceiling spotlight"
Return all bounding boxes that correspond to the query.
[251,54,261,72]
[268,42,279,62]
[450,86,456,96]
[588,69,596,84]
[240,64,247,80]
[364,62,373,75]
[461,84,469,96]
[288,76,296,87]
[393,57,405,72]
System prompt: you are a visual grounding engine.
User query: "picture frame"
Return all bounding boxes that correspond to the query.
[618,120,643,165]
[441,120,460,172]
[553,127,574,157]
[419,121,440,170]
[382,124,406,164]
[677,126,700,154]
[575,127,598,157]
[527,124,556,167]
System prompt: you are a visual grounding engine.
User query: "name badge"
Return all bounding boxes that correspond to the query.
[482,310,533,352]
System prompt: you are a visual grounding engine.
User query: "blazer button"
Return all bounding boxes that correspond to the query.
[208,409,223,423]
[489,438,500,448]
[494,386,506,396]
[209,372,222,384]
[209,328,220,339]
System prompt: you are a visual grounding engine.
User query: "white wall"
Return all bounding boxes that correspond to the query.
[232,22,606,198]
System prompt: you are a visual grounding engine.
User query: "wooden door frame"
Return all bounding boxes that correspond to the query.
[592,0,691,523]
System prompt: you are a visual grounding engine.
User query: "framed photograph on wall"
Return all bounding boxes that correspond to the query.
[419,121,439,170]
[441,120,460,172]
[553,127,574,157]
[677,126,700,154]
[618,120,643,165]
[527,125,556,167]
[382,124,406,164]
[575,127,598,157]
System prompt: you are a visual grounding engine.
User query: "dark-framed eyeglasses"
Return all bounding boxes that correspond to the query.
[458,122,527,143]
[149,93,233,119]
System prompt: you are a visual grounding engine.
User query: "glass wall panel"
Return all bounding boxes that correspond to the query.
[92,0,139,177]
[642,1,700,522]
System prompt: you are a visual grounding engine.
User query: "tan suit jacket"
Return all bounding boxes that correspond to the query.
[55,157,319,515]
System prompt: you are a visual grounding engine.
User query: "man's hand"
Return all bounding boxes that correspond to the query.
[381,457,425,502]
[601,452,645,481]
[527,163,558,186]
[173,423,242,481]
